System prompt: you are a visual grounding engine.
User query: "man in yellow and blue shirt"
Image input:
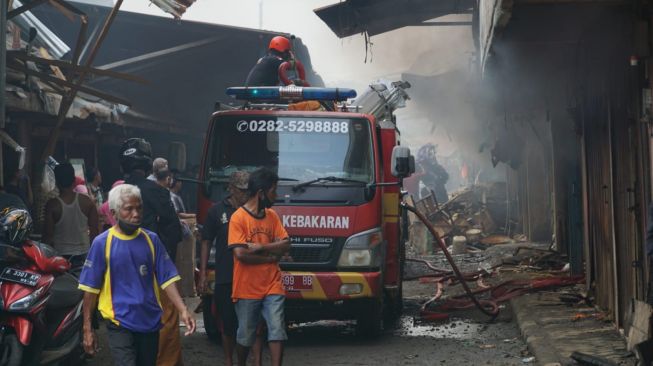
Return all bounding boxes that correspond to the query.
[78,184,195,366]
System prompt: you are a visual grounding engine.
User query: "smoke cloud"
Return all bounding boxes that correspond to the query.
[119,2,501,186]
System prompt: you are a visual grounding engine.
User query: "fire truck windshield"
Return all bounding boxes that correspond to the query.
[207,115,374,185]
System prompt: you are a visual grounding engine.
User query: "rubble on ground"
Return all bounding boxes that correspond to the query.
[407,182,540,262]
[405,182,575,322]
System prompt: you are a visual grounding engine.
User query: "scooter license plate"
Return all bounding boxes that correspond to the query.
[0,267,41,287]
[282,274,313,292]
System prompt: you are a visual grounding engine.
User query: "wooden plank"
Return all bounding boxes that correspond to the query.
[7,51,149,84]
[38,47,66,81]
[7,0,48,20]
[7,61,132,106]
[627,300,652,351]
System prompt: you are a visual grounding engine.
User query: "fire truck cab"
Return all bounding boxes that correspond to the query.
[198,84,414,335]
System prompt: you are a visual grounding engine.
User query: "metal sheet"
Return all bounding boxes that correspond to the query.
[11,0,71,58]
[314,0,475,38]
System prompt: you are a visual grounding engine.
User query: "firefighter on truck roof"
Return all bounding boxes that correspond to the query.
[245,36,292,87]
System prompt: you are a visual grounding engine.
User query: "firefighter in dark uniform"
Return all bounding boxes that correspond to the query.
[199,171,263,366]
[245,36,292,87]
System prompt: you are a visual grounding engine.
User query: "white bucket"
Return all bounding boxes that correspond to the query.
[452,236,467,255]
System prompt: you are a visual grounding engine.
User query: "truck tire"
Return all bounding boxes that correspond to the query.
[0,334,23,366]
[202,296,220,342]
[356,298,383,337]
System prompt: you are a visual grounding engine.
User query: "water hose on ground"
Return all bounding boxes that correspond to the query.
[401,202,500,319]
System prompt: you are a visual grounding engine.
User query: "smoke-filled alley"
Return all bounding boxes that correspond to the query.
[0,1,652,366]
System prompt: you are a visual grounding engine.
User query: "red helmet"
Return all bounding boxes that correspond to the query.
[269,36,291,53]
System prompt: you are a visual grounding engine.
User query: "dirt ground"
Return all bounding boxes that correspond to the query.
[87,280,531,365]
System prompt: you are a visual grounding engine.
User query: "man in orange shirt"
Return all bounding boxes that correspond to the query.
[228,168,290,366]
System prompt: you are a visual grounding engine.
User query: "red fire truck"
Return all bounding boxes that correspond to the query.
[198,84,413,336]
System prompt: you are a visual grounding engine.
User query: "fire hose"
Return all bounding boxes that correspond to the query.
[401,202,500,319]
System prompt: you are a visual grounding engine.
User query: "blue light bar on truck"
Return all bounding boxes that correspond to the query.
[226,86,357,102]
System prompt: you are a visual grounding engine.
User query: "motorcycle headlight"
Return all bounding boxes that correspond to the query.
[9,287,44,312]
[338,228,383,268]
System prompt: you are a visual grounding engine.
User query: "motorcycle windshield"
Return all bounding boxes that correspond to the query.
[206,115,375,184]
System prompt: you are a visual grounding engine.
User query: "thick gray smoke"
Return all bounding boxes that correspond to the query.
[329,15,505,190]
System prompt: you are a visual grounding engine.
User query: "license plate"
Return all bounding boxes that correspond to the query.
[282,274,313,292]
[0,267,41,287]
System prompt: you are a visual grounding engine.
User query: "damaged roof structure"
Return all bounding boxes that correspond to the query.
[29,2,322,137]
[5,0,130,127]
[2,0,321,219]
[149,0,196,19]
[314,0,475,38]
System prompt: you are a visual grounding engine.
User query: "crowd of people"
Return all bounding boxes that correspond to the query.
[23,138,196,366]
[1,136,291,366]
[0,34,309,366]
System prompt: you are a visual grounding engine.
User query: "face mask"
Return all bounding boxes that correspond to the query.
[118,219,140,235]
[258,192,273,210]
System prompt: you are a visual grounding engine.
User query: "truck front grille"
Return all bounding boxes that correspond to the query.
[288,246,332,263]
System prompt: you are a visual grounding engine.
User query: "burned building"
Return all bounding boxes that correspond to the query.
[316,0,653,336]
[479,2,651,332]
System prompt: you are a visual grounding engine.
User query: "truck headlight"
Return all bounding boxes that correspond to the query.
[338,228,383,267]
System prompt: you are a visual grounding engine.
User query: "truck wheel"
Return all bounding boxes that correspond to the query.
[202,296,220,342]
[356,298,383,337]
[0,334,23,366]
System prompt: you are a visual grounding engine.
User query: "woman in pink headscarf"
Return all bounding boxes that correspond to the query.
[98,180,124,231]
[73,176,89,195]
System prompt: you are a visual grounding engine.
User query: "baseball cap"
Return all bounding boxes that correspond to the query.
[229,171,249,190]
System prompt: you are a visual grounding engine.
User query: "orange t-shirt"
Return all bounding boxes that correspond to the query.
[228,207,289,300]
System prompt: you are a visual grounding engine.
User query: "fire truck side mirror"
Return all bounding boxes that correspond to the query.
[391,146,414,178]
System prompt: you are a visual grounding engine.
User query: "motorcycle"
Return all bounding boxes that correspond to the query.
[0,241,85,366]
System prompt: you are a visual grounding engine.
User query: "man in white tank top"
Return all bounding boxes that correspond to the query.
[44,163,99,266]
